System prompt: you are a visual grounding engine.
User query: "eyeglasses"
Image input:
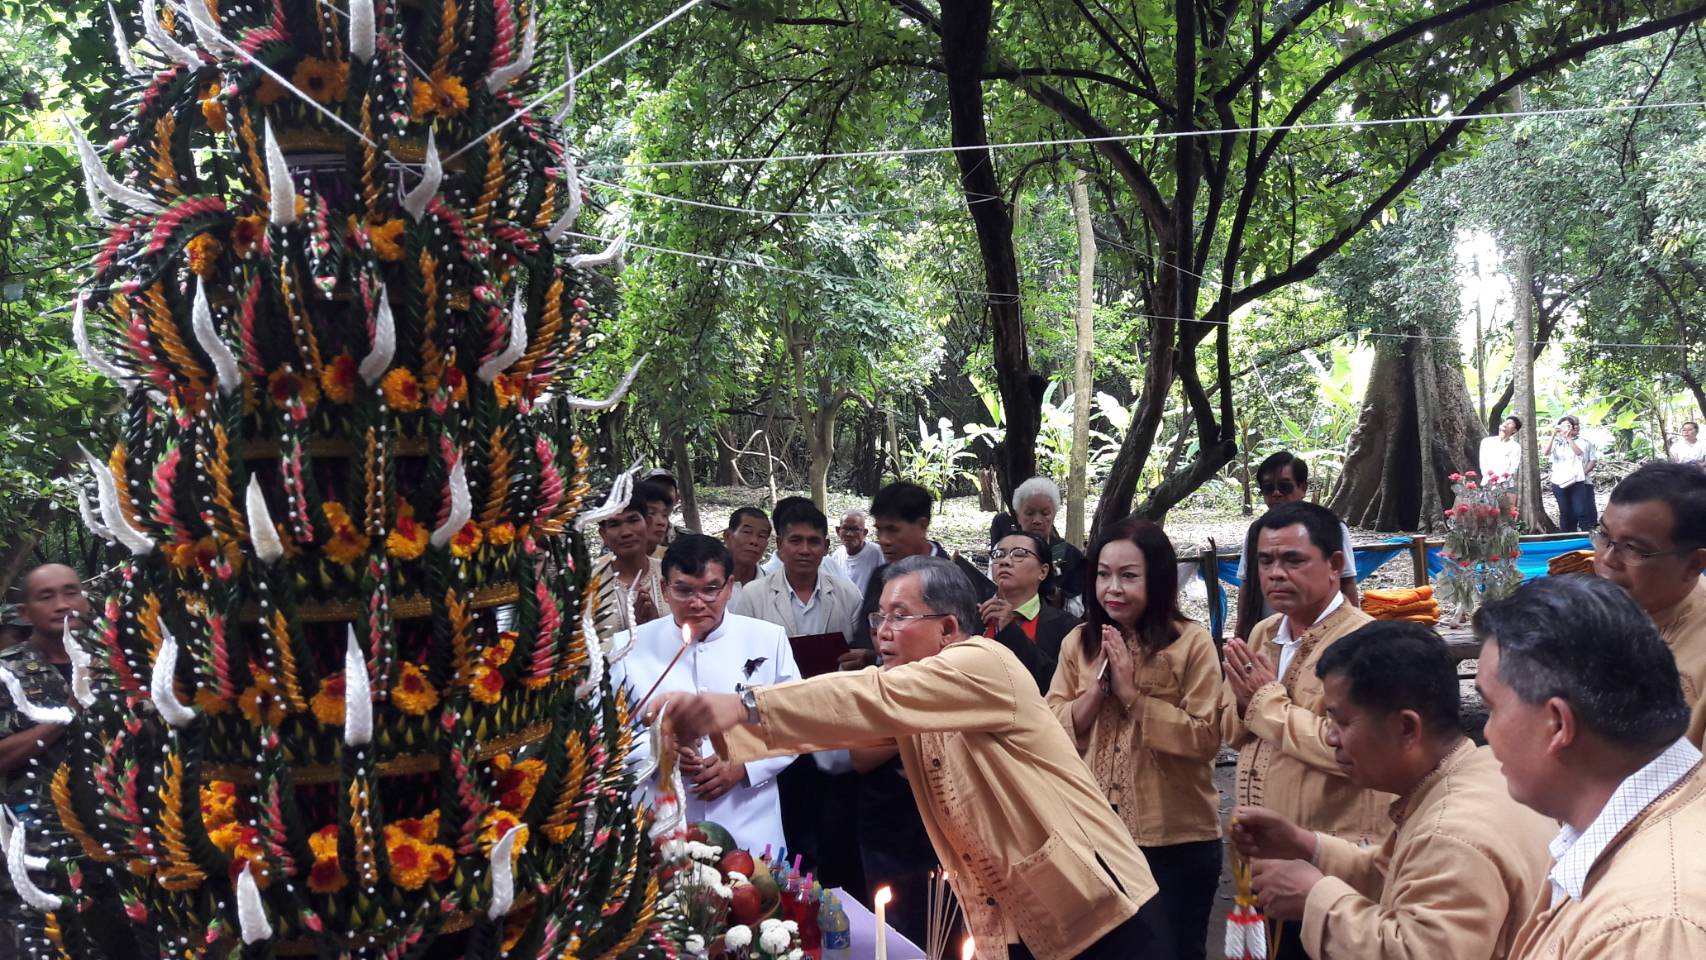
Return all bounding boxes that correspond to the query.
[1258,480,1298,496]
[666,582,728,601]
[1589,529,1695,565]
[989,547,1039,562]
[838,526,866,534]
[866,612,950,631]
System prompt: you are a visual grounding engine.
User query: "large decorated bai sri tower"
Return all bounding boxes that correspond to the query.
[29,0,671,956]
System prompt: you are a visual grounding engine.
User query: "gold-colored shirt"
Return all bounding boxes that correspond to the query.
[1045,622,1221,846]
[1652,579,1706,748]
[719,637,1157,960]
[1220,602,1394,843]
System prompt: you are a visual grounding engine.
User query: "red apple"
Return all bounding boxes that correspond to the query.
[720,850,755,878]
[729,883,763,925]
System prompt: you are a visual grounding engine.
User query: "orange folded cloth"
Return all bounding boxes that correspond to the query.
[1362,586,1435,609]
[1548,550,1595,576]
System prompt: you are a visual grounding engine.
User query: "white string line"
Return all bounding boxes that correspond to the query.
[440,0,712,166]
[580,98,1706,172]
[582,174,1001,219]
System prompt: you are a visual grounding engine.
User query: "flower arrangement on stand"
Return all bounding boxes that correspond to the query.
[1435,471,1525,622]
[658,823,807,960]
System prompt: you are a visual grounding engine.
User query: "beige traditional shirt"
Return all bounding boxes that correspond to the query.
[1045,622,1221,846]
[719,637,1158,960]
[1509,758,1706,959]
[1220,602,1393,843]
[1302,740,1555,959]
[1652,578,1706,748]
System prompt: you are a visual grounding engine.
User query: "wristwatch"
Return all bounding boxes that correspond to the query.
[739,686,761,725]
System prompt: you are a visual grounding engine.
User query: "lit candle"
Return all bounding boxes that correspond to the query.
[961,936,975,960]
[874,885,893,960]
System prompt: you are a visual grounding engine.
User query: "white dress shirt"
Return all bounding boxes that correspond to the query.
[1548,436,1596,487]
[1271,591,1346,678]
[1479,435,1523,480]
[610,612,801,852]
[1548,736,1703,906]
[1673,437,1706,467]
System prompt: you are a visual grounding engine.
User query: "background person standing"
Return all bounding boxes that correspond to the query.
[1547,416,1598,532]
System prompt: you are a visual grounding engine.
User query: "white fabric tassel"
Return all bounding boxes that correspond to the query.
[428,456,471,549]
[72,296,135,389]
[574,461,641,530]
[191,278,242,394]
[563,354,648,412]
[264,120,296,226]
[150,623,197,727]
[568,231,626,272]
[0,810,47,872]
[342,626,372,746]
[552,51,576,125]
[485,825,525,919]
[141,0,201,67]
[183,0,226,56]
[236,861,273,943]
[5,820,60,912]
[67,116,163,215]
[84,446,153,556]
[76,486,113,543]
[357,285,396,384]
[476,289,529,383]
[401,129,443,222]
[485,13,537,92]
[108,3,139,74]
[245,474,284,564]
[348,0,376,61]
[543,161,584,243]
[0,666,74,725]
[63,619,96,709]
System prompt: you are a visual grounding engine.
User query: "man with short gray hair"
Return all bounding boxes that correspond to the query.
[1474,575,1706,958]
[826,509,884,594]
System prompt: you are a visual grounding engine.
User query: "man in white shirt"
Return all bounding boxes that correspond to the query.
[826,509,884,594]
[723,507,771,604]
[611,534,800,853]
[1234,451,1358,639]
[1479,415,1524,480]
[1547,415,1598,532]
[1473,575,1706,958]
[1672,421,1705,467]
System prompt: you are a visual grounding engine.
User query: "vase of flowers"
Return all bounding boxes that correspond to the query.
[1435,471,1525,623]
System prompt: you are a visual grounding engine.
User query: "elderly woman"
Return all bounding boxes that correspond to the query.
[1046,518,1222,960]
[653,556,1171,960]
[991,477,1085,611]
[982,530,1081,692]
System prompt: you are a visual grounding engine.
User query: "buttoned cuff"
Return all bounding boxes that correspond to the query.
[1302,875,1360,959]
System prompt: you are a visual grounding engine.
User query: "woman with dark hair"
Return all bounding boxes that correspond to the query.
[981,530,1081,691]
[1046,517,1223,960]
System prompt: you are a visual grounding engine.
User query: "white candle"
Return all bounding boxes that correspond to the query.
[874,885,893,960]
[961,936,975,960]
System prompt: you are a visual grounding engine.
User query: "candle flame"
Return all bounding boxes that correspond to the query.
[680,621,693,645]
[961,937,975,960]
[875,886,893,907]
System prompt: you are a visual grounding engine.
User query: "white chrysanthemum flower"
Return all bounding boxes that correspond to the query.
[760,926,792,954]
[661,839,687,860]
[725,925,753,949]
[783,920,798,934]
[712,881,733,899]
[684,933,706,956]
[727,870,750,885]
[760,918,783,933]
[788,951,804,960]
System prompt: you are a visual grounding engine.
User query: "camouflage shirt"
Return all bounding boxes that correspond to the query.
[0,640,72,808]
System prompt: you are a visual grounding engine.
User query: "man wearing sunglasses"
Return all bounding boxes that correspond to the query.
[1234,451,1358,639]
[611,534,801,853]
[1592,462,1706,747]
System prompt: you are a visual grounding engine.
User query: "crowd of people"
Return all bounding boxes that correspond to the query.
[3,441,1703,959]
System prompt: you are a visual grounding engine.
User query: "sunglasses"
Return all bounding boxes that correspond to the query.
[1258,480,1298,496]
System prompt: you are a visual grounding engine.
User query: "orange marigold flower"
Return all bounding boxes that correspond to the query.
[200,95,228,133]
[449,520,483,558]
[194,686,232,715]
[392,662,439,715]
[319,353,358,405]
[470,662,504,704]
[443,366,468,402]
[482,631,518,669]
[237,668,287,728]
[427,843,454,883]
[382,368,422,412]
[231,215,266,258]
[479,810,527,861]
[266,368,321,410]
[411,72,470,121]
[493,755,545,812]
[307,855,347,894]
[387,500,429,560]
[386,838,431,890]
[310,672,345,726]
[492,373,523,409]
[200,780,239,827]
[485,522,516,547]
[321,501,370,566]
[369,218,405,261]
[291,57,348,105]
[308,825,340,861]
[186,234,222,277]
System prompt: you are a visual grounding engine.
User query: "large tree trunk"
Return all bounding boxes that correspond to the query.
[670,429,702,533]
[1510,246,1556,532]
[1328,340,1482,531]
[1066,170,1096,547]
[939,0,1040,506]
[806,372,846,512]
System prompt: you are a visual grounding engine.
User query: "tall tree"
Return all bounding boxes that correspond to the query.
[1067,169,1096,546]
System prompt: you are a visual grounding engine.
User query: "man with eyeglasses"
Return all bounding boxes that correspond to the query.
[611,534,800,853]
[1592,462,1706,747]
[1234,451,1358,640]
[826,509,884,594]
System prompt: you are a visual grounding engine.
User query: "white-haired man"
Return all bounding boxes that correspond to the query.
[826,509,884,594]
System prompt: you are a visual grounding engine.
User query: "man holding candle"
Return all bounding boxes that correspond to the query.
[651,556,1173,960]
[611,534,801,853]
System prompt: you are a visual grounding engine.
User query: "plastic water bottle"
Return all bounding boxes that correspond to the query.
[795,873,822,956]
[819,893,850,960]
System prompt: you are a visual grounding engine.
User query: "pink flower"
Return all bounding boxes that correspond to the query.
[1449,473,1463,482]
